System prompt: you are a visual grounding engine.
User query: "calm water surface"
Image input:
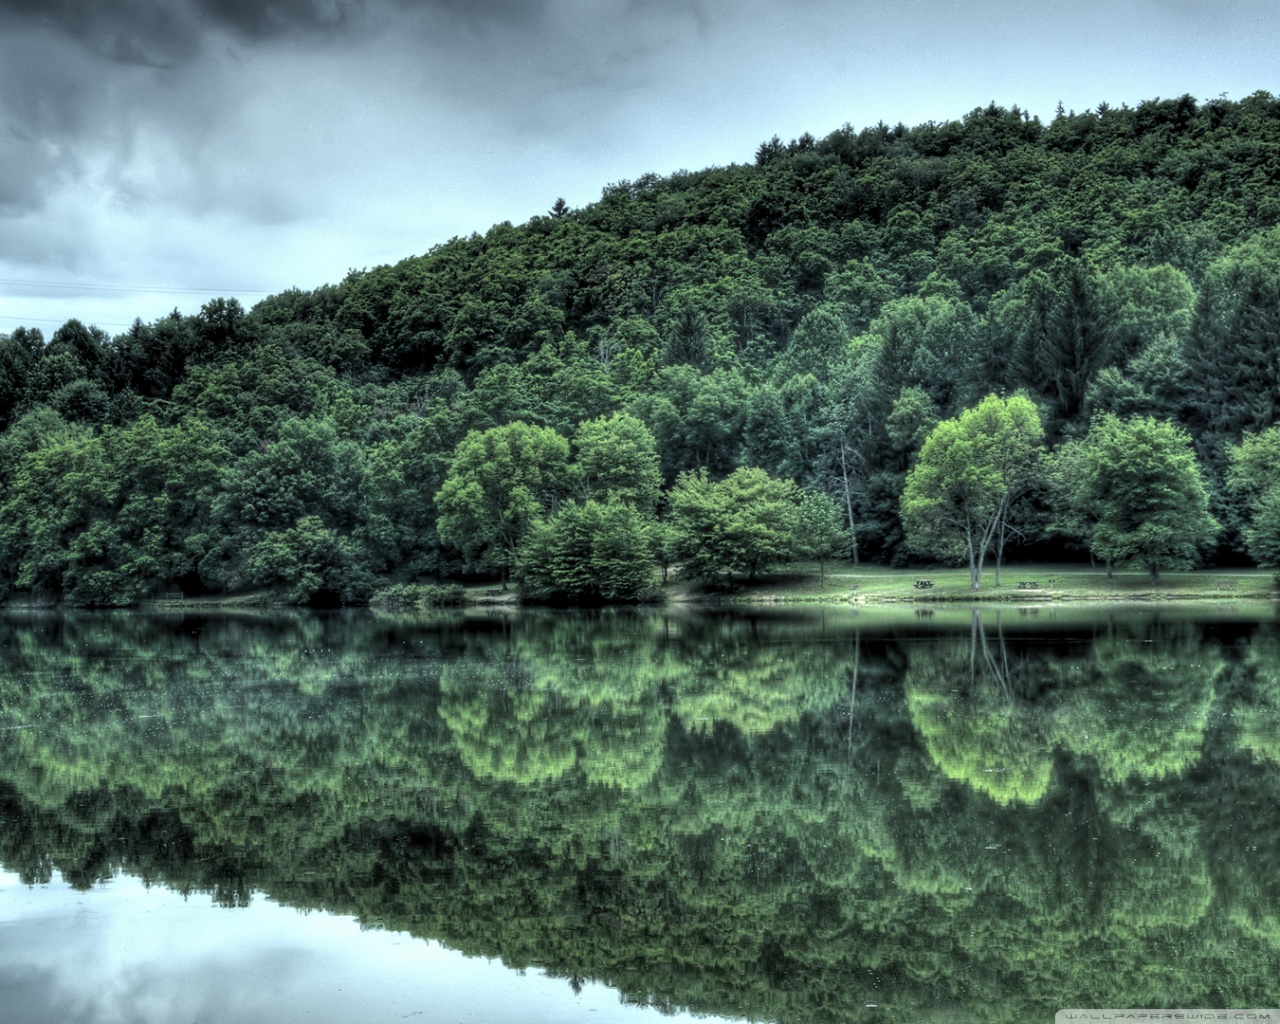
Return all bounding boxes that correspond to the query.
[1,605,1278,1023]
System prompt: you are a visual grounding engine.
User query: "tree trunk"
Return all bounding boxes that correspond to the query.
[991,498,1010,588]
[837,442,860,567]
[847,632,860,747]
[972,511,1003,591]
[970,610,980,678]
[1150,562,1160,585]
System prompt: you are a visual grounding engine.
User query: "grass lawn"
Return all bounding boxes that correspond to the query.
[668,561,1278,604]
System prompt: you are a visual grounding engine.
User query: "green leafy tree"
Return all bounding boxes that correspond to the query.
[669,467,800,584]
[517,500,654,602]
[865,294,984,413]
[0,327,41,429]
[198,417,364,595]
[0,415,228,604]
[436,421,572,581]
[630,366,747,481]
[1056,415,1218,583]
[1185,230,1280,443]
[573,412,662,511]
[795,490,846,585]
[900,395,1045,589]
[647,517,679,584]
[244,515,371,605]
[1228,427,1280,566]
[774,304,850,383]
[885,386,940,460]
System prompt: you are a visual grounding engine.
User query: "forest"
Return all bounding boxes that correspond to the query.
[3,91,1280,604]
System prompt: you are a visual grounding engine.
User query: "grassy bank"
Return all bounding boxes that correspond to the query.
[666,562,1278,605]
[96,563,1279,610]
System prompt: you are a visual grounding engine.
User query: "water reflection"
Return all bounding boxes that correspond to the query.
[1,607,1278,1022]
[0,869,735,1024]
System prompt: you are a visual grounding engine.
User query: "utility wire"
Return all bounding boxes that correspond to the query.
[0,313,135,328]
[0,277,272,296]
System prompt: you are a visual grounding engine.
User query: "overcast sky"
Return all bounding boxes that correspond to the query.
[1,0,1277,336]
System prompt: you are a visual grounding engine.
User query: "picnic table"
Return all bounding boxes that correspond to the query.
[913,579,934,589]
[1017,580,1039,590]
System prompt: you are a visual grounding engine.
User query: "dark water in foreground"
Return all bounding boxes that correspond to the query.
[1,605,1278,1023]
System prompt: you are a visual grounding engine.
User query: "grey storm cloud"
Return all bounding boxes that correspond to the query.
[0,0,550,66]
[0,0,570,232]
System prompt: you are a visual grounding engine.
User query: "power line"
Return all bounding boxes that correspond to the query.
[0,278,273,296]
[0,313,134,328]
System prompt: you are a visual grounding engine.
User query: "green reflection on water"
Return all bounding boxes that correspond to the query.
[1,607,1278,1022]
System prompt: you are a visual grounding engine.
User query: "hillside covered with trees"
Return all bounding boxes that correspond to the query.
[3,91,1280,604]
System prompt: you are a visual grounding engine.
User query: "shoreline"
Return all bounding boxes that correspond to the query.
[3,565,1275,611]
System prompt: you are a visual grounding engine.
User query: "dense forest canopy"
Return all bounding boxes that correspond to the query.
[3,92,1280,603]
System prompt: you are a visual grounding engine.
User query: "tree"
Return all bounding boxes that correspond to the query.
[900,395,1045,590]
[435,422,573,582]
[1228,426,1280,566]
[517,500,654,602]
[1185,231,1280,443]
[197,416,364,595]
[865,294,984,413]
[631,366,747,480]
[969,394,1044,584]
[814,350,888,566]
[774,305,849,383]
[1008,262,1115,432]
[0,328,41,429]
[669,467,800,584]
[245,514,372,605]
[1056,415,1218,583]
[572,412,662,511]
[0,415,228,604]
[795,490,846,585]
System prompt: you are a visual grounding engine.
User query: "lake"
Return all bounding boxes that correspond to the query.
[1,605,1278,1023]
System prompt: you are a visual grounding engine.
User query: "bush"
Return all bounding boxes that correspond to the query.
[370,583,465,608]
[517,500,654,602]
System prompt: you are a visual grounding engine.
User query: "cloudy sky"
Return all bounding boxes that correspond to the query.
[1,0,1277,336]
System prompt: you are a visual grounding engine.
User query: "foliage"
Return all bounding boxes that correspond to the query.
[900,394,1044,588]
[794,489,847,583]
[1228,426,1280,566]
[1055,415,1218,581]
[435,421,573,578]
[517,499,655,602]
[668,467,801,583]
[369,582,465,607]
[6,91,1280,601]
[572,412,662,510]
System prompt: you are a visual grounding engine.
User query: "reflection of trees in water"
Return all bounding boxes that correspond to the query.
[0,610,1278,1022]
[438,658,666,788]
[893,612,1223,952]
[1230,630,1280,765]
[904,612,1220,808]
[1049,624,1217,786]
[904,611,1055,807]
